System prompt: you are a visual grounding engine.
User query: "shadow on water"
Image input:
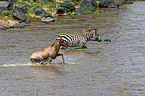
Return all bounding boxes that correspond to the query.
[60,49,102,57]
[30,64,65,80]
[31,65,62,72]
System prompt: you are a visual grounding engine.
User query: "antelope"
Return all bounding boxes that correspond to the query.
[30,39,67,64]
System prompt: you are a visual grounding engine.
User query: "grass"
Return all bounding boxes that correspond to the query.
[0,0,110,25]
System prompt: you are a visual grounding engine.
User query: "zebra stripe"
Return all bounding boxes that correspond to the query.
[61,34,74,42]
[51,28,101,48]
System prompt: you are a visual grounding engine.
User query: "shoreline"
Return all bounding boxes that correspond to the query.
[0,0,133,30]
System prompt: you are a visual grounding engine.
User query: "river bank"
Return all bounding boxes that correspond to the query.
[0,0,133,30]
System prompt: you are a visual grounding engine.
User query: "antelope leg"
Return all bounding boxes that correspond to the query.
[57,54,65,64]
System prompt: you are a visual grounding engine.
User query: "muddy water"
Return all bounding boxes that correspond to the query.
[0,2,145,96]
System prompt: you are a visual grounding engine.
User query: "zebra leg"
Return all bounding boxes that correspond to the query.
[57,54,65,64]
[80,45,87,49]
[79,42,87,49]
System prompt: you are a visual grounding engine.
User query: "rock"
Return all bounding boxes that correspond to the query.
[0,1,9,8]
[8,2,13,10]
[76,7,92,14]
[56,8,65,16]
[79,19,87,21]
[12,21,28,28]
[2,11,10,16]
[7,20,19,26]
[20,3,31,13]
[81,0,97,11]
[12,23,25,28]
[104,39,111,42]
[0,1,10,12]
[42,0,48,3]
[0,7,5,13]
[40,17,55,23]
[60,1,76,13]
[34,6,50,17]
[0,26,10,30]
[9,0,17,4]
[99,0,119,8]
[76,0,97,14]
[0,21,28,30]
[43,0,55,3]
[29,0,35,2]
[121,0,133,4]
[48,0,55,2]
[65,16,75,19]
[12,6,30,22]
[0,26,3,30]
[34,6,43,15]
[99,10,107,13]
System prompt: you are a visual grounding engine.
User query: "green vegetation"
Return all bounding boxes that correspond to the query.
[114,0,122,3]
[80,8,99,14]
[0,0,123,25]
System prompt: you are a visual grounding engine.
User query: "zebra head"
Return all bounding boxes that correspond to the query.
[82,28,102,42]
[93,30,102,42]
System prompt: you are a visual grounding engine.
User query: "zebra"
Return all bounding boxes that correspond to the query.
[51,28,102,49]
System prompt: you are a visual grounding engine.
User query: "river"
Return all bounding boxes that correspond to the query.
[0,1,145,96]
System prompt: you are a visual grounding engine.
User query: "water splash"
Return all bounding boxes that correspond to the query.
[0,63,51,68]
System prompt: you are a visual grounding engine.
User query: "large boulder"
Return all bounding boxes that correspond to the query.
[12,6,30,22]
[20,3,31,13]
[99,0,119,8]
[0,1,9,12]
[0,1,9,8]
[34,6,50,17]
[80,0,97,11]
[76,0,97,14]
[60,1,76,13]
[76,6,92,15]
[56,8,65,16]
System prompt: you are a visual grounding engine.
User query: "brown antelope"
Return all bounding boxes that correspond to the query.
[30,39,67,64]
